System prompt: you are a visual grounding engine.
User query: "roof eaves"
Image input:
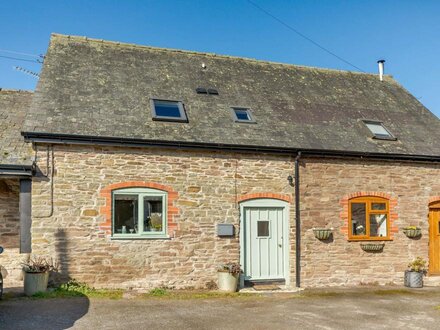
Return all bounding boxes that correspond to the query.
[0,164,33,177]
[22,131,440,163]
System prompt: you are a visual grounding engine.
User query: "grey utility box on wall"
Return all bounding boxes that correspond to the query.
[217,224,234,237]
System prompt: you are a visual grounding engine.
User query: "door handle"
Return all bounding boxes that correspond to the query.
[278,244,282,248]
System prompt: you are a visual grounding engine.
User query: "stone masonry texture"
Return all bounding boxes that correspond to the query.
[0,179,23,284]
[27,144,440,289]
[31,144,294,290]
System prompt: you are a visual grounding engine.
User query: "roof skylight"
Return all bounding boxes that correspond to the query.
[231,107,256,123]
[151,99,188,122]
[363,120,396,140]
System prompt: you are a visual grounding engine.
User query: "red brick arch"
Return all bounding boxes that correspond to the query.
[340,191,398,239]
[429,196,440,206]
[99,181,179,234]
[237,192,292,203]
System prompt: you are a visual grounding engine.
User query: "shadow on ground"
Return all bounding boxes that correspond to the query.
[0,290,89,330]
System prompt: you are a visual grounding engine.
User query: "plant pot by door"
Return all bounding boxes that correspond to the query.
[217,271,238,292]
[404,270,423,288]
[24,271,49,296]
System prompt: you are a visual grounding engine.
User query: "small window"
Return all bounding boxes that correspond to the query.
[349,197,389,240]
[231,107,255,123]
[112,187,167,238]
[257,220,270,237]
[363,121,395,140]
[151,99,188,122]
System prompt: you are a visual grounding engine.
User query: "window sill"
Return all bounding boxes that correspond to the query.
[371,136,397,141]
[111,235,171,240]
[234,120,257,124]
[348,238,393,242]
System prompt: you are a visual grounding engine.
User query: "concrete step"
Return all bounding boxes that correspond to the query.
[424,276,440,287]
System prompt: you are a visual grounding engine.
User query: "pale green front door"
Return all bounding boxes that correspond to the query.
[242,205,287,281]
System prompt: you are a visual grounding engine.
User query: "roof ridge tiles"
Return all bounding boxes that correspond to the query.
[0,89,33,93]
[51,33,383,78]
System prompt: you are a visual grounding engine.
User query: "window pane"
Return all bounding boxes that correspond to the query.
[370,214,387,237]
[257,220,270,237]
[371,202,386,210]
[154,100,182,118]
[114,194,138,234]
[351,203,366,236]
[143,196,163,232]
[365,123,391,137]
[234,109,251,121]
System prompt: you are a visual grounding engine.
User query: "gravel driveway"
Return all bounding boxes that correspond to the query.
[1,288,440,329]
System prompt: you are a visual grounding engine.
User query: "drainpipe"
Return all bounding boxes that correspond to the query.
[295,152,301,288]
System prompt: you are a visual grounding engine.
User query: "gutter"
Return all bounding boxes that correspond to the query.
[22,131,440,163]
[0,164,34,177]
[294,152,301,288]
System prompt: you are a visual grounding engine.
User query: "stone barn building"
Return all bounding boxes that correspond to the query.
[2,33,440,289]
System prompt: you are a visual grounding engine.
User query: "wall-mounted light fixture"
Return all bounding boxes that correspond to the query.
[287,175,294,186]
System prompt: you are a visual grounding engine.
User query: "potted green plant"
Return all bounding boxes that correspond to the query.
[402,226,422,238]
[404,257,426,288]
[21,256,58,296]
[217,263,241,292]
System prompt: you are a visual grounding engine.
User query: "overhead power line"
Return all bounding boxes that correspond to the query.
[0,54,42,63]
[0,48,41,58]
[246,0,365,72]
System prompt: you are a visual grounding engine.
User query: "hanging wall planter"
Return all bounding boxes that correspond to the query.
[312,228,333,240]
[403,227,422,238]
[360,243,385,252]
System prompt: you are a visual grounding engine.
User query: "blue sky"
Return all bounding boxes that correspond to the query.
[1,1,439,116]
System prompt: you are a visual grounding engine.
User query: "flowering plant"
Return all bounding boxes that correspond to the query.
[403,226,420,230]
[218,263,241,275]
[408,257,427,273]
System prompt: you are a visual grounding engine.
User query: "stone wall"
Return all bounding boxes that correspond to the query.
[0,179,22,284]
[300,158,440,287]
[29,144,440,289]
[31,144,294,289]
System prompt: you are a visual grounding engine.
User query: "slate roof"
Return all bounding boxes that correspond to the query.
[24,33,440,157]
[0,90,33,166]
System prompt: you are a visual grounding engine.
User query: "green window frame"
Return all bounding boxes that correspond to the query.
[112,187,168,239]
